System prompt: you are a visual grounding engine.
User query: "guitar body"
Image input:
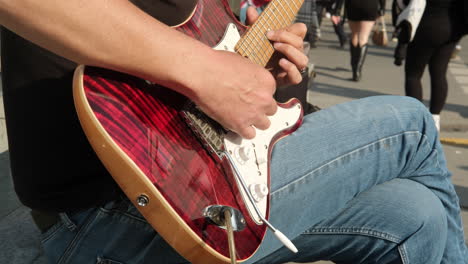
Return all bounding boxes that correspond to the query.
[73,0,304,263]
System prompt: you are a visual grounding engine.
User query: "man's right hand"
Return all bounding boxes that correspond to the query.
[191,49,278,140]
[0,0,277,140]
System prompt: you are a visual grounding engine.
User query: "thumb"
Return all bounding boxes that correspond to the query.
[246,6,260,25]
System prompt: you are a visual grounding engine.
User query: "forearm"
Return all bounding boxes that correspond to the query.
[0,0,213,99]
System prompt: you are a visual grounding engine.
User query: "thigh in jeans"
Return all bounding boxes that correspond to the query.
[40,197,189,264]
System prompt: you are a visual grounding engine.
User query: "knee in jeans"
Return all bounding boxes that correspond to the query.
[391,96,426,112]
[416,199,446,231]
[382,96,432,126]
[401,191,447,249]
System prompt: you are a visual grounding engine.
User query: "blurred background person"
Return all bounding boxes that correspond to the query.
[391,0,426,66]
[297,0,348,48]
[404,0,467,131]
[296,0,322,47]
[342,0,386,81]
[317,0,348,48]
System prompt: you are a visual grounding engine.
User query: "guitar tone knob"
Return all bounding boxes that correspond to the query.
[235,146,252,163]
[249,183,269,202]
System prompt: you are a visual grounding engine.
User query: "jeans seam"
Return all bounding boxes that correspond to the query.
[271,131,421,196]
[302,226,403,244]
[57,210,102,264]
[398,131,443,180]
[59,212,78,232]
[398,244,410,264]
[98,207,148,224]
[41,221,65,244]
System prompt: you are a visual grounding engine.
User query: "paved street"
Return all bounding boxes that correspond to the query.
[0,19,467,264]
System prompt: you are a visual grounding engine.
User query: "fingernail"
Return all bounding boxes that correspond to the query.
[274,42,283,49]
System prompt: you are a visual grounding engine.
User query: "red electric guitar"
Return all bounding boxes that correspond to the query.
[73,0,304,263]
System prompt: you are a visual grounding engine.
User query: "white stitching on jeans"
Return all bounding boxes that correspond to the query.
[398,244,410,264]
[302,226,402,243]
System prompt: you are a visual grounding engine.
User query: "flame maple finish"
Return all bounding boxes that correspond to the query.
[73,0,304,263]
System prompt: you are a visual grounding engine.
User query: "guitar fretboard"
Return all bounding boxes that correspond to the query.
[235,0,304,67]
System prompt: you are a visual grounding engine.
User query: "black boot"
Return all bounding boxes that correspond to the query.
[350,43,368,82]
[355,44,368,82]
[333,23,348,48]
[350,42,360,81]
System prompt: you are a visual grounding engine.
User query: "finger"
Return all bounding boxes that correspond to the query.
[265,99,278,116]
[273,43,309,71]
[239,125,256,139]
[253,115,271,131]
[266,23,307,48]
[275,74,288,87]
[246,7,260,25]
[279,58,303,85]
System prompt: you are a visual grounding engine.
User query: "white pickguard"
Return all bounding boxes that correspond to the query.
[214,24,303,224]
[213,23,241,52]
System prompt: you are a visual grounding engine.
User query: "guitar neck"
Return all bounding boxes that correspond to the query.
[235,0,304,67]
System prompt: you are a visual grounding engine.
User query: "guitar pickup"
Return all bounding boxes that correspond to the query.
[181,102,227,156]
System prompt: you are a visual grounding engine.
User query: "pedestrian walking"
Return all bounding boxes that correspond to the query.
[319,0,348,48]
[403,0,467,131]
[391,0,426,66]
[296,0,321,46]
[338,0,386,81]
[296,0,347,48]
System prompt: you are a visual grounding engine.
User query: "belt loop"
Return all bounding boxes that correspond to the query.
[59,213,77,232]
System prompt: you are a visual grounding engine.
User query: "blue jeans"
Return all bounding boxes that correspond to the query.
[40,96,467,263]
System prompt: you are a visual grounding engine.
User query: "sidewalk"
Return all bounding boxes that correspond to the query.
[0,22,467,264]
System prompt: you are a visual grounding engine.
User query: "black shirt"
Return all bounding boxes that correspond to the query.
[0,0,198,212]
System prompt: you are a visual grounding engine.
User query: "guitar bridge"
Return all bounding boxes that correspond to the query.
[181,102,227,156]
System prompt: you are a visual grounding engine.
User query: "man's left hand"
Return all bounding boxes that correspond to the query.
[246,7,309,86]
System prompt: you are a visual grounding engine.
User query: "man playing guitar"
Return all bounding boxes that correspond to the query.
[1,0,467,263]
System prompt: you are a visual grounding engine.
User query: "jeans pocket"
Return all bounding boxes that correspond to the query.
[41,209,101,264]
[96,256,124,264]
[40,211,82,243]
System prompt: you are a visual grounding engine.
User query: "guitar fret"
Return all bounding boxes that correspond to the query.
[245,33,256,59]
[256,30,273,65]
[255,27,263,65]
[275,4,288,28]
[280,1,295,21]
[290,0,300,9]
[243,33,254,61]
[242,28,265,65]
[257,24,272,64]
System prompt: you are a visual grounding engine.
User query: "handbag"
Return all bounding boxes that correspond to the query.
[372,16,389,46]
